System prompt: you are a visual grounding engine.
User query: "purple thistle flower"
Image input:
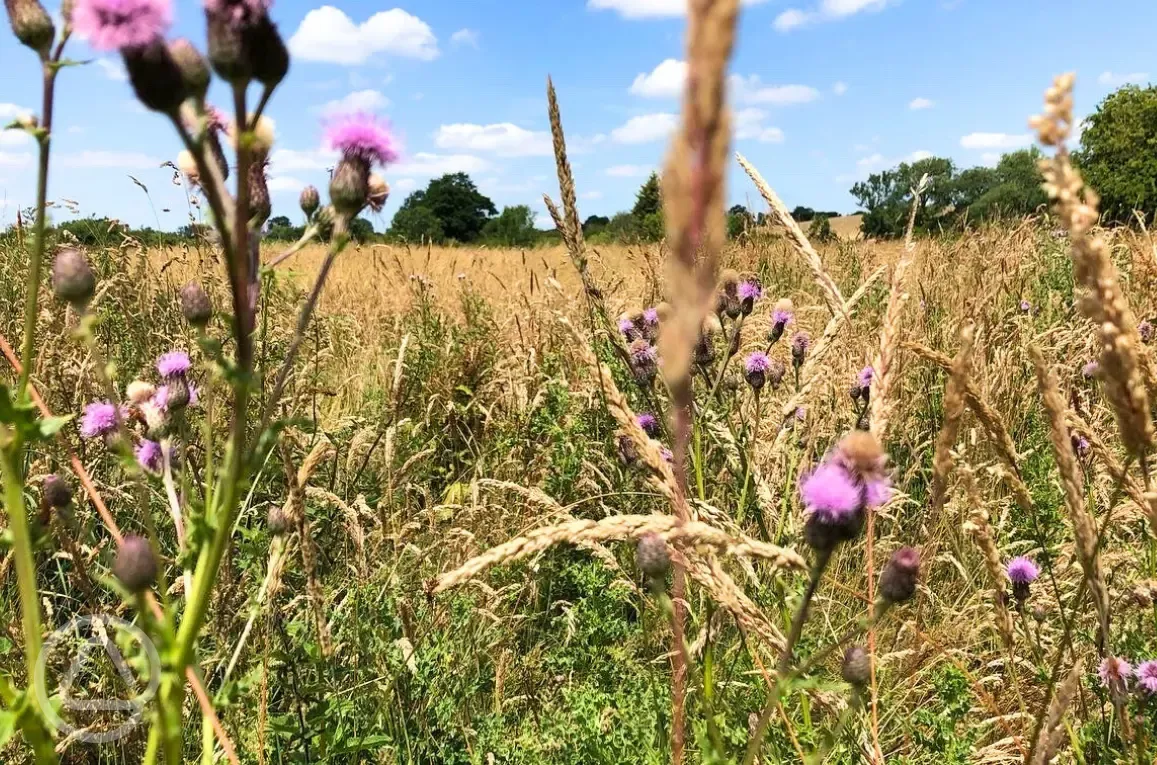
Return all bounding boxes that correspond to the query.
[1081,360,1099,379]
[636,413,660,438]
[643,307,660,326]
[1139,319,1153,344]
[738,281,762,302]
[630,339,657,365]
[795,406,806,421]
[135,439,163,474]
[203,0,270,25]
[1007,556,1039,584]
[618,317,636,339]
[1075,435,1090,458]
[80,401,119,438]
[72,0,172,51]
[324,113,399,168]
[857,366,874,390]
[791,331,810,368]
[1098,657,1132,689]
[152,385,171,411]
[660,447,674,464]
[772,308,793,328]
[744,351,771,375]
[157,351,191,378]
[800,462,861,525]
[1137,660,1157,695]
[1019,299,1031,314]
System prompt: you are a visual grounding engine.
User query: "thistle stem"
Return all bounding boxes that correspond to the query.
[0,443,43,684]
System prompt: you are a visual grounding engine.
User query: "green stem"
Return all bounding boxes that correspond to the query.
[0,444,42,684]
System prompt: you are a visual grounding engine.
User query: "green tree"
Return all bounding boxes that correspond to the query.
[807,215,834,243]
[421,173,497,242]
[790,205,816,222]
[852,156,956,238]
[631,173,662,219]
[1076,85,1157,223]
[727,204,753,239]
[966,149,1047,221]
[348,217,375,242]
[482,205,538,247]
[582,215,610,236]
[389,196,445,244]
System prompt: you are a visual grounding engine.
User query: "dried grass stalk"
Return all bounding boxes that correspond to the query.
[960,468,1016,652]
[1032,74,1154,462]
[927,323,975,520]
[1030,661,1083,765]
[432,514,805,593]
[1028,344,1110,646]
[736,152,845,317]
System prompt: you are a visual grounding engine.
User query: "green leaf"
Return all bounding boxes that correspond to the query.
[37,414,73,438]
[0,710,15,748]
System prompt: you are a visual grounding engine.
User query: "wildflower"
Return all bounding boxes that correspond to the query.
[178,282,212,327]
[242,13,288,88]
[791,331,810,369]
[1073,434,1091,459]
[716,269,741,318]
[636,532,670,581]
[1139,319,1153,344]
[801,462,863,549]
[72,0,169,51]
[1019,299,1031,314]
[1098,657,1132,699]
[636,413,660,438]
[768,298,794,345]
[737,279,762,317]
[660,447,674,464]
[1136,660,1157,695]
[42,474,73,510]
[694,330,715,367]
[766,359,786,389]
[835,431,892,507]
[629,339,658,385]
[168,38,210,99]
[616,434,637,467]
[841,645,870,688]
[80,401,119,439]
[139,399,167,436]
[1007,555,1039,602]
[267,506,290,535]
[1080,360,1099,380]
[879,546,920,604]
[617,316,636,341]
[299,184,320,218]
[744,351,771,391]
[202,0,269,27]
[325,112,399,168]
[113,535,158,593]
[5,0,55,54]
[51,248,96,308]
[126,380,156,404]
[643,308,659,326]
[367,174,390,213]
[124,40,187,114]
[795,406,806,421]
[135,439,162,474]
[157,351,191,379]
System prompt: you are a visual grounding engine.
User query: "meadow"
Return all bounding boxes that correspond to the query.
[3,0,1157,762]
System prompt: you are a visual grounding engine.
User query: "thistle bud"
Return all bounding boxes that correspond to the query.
[179,282,212,327]
[300,185,320,217]
[636,533,670,581]
[841,645,870,687]
[123,41,188,115]
[879,546,920,604]
[51,247,95,307]
[5,0,54,56]
[767,359,786,389]
[113,535,158,593]
[168,38,210,101]
[42,474,73,510]
[329,157,370,218]
[267,506,290,535]
[126,380,156,404]
[247,160,271,227]
[243,15,288,89]
[206,12,248,82]
[367,174,390,212]
[616,433,637,467]
[165,376,191,411]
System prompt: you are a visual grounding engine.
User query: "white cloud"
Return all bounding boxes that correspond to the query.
[0,103,31,121]
[832,81,848,95]
[774,0,890,32]
[959,132,1032,150]
[270,148,338,171]
[288,6,438,65]
[393,178,418,193]
[0,151,33,168]
[582,191,603,200]
[392,152,490,177]
[908,149,932,161]
[319,89,389,116]
[610,113,678,144]
[734,108,784,143]
[730,76,820,105]
[434,123,552,157]
[0,130,31,148]
[267,176,306,193]
[589,0,767,18]
[629,59,687,98]
[96,59,127,82]
[606,164,651,177]
[908,97,934,110]
[1097,71,1149,87]
[58,151,160,169]
[450,28,479,48]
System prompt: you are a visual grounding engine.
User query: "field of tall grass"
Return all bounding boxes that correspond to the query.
[3,0,1157,762]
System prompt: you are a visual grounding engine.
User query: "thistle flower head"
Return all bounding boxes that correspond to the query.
[72,0,171,51]
[1019,299,1031,314]
[636,413,660,438]
[1007,556,1039,584]
[636,532,670,580]
[629,338,657,366]
[617,316,636,338]
[267,506,290,535]
[42,474,73,510]
[744,351,771,375]
[738,280,762,302]
[202,0,269,26]
[1081,360,1099,379]
[841,645,870,687]
[113,534,158,593]
[1139,319,1153,344]
[179,282,212,326]
[300,184,320,216]
[1074,435,1091,458]
[51,248,96,307]
[1137,660,1157,695]
[168,37,209,98]
[791,331,810,368]
[857,366,874,390]
[771,298,794,327]
[135,439,162,474]
[156,351,191,378]
[643,307,660,326]
[80,401,119,439]
[1098,657,1132,689]
[879,546,920,604]
[324,112,399,168]
[367,173,390,212]
[6,0,55,54]
[800,462,861,524]
[767,358,786,389]
[660,447,674,464]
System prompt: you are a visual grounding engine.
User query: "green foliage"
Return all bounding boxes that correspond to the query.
[348,216,375,242]
[907,665,977,763]
[266,214,304,242]
[807,214,834,243]
[482,205,538,247]
[387,173,497,244]
[388,198,446,244]
[1075,84,1157,223]
[631,173,663,220]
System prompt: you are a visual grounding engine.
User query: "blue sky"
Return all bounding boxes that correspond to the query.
[1,0,1154,231]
